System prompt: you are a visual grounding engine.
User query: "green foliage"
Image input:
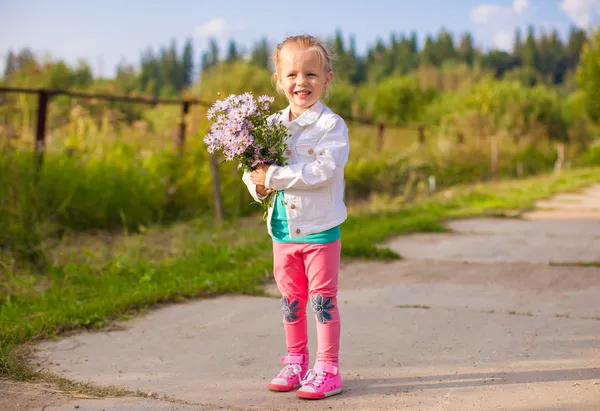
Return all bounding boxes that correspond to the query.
[373,76,432,124]
[196,61,286,109]
[250,37,271,70]
[502,66,542,86]
[325,79,355,119]
[577,26,600,126]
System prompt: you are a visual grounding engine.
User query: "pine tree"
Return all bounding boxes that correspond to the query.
[3,50,16,78]
[348,34,364,84]
[421,35,438,66]
[522,25,539,70]
[250,37,270,70]
[226,39,239,63]
[182,38,194,87]
[513,28,523,61]
[201,38,220,73]
[140,48,160,95]
[566,25,587,69]
[458,32,475,65]
[436,29,457,63]
[408,31,418,53]
[537,30,552,78]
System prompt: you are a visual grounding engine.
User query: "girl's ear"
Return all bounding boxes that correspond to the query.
[325,71,334,89]
[274,72,280,85]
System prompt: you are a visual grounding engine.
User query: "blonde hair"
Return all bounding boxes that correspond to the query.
[272,34,334,97]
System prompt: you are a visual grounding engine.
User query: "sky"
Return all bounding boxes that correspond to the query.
[1,0,599,78]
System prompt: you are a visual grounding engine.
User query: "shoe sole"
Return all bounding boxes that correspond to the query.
[268,383,301,392]
[296,387,343,399]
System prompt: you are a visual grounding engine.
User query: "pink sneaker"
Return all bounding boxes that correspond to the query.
[296,362,343,399]
[267,354,308,392]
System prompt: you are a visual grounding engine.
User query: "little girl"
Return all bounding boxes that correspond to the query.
[243,34,349,400]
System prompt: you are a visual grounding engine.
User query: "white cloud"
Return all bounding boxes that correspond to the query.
[513,0,529,14]
[470,0,533,50]
[559,0,600,28]
[470,0,530,24]
[470,4,504,24]
[193,18,226,38]
[494,30,514,51]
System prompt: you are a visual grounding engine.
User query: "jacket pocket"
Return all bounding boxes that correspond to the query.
[294,138,320,160]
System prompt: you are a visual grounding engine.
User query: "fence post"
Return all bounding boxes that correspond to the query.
[554,142,565,172]
[34,89,49,177]
[178,101,189,158]
[209,153,224,225]
[377,124,385,152]
[418,125,426,150]
[490,134,498,180]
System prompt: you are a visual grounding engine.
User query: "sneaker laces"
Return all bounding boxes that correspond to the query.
[301,369,326,387]
[279,364,302,378]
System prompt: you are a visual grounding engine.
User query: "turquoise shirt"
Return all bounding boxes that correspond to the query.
[271,191,340,243]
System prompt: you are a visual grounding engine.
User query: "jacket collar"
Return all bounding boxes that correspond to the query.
[280,100,325,127]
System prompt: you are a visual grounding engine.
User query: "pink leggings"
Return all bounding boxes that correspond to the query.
[272,239,341,364]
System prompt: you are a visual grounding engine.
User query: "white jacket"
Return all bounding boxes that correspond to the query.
[242,100,349,239]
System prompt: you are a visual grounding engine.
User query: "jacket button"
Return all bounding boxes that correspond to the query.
[290,204,296,210]
[296,229,301,234]
[308,149,314,155]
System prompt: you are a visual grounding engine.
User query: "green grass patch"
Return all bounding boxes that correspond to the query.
[549,261,600,267]
[1,166,600,384]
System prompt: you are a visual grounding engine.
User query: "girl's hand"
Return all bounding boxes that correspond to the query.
[250,164,270,186]
[256,186,273,197]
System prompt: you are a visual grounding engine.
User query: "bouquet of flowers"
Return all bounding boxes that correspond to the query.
[203,92,289,216]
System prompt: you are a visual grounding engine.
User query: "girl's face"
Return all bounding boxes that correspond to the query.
[275,45,333,119]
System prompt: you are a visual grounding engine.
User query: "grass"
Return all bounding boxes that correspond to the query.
[1,165,600,387]
[549,261,600,267]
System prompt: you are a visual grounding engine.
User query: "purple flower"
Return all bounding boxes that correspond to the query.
[204,92,288,173]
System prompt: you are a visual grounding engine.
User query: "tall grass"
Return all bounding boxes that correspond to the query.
[1,107,596,264]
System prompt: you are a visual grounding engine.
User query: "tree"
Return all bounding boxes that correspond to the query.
[577,26,600,125]
[4,50,16,78]
[548,29,566,84]
[348,34,365,84]
[421,35,438,66]
[481,50,519,78]
[182,38,194,87]
[373,75,429,124]
[513,27,523,59]
[436,29,457,63]
[250,37,270,70]
[522,25,539,70]
[139,48,161,95]
[226,39,240,63]
[458,32,475,65]
[332,29,354,82]
[201,38,220,72]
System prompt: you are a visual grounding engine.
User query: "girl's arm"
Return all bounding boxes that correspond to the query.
[264,115,349,190]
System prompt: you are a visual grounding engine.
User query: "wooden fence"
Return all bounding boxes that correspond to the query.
[0,86,430,223]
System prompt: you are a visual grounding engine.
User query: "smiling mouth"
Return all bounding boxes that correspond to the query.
[295,90,311,97]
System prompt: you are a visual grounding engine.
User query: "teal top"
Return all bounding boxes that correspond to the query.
[271,191,340,243]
